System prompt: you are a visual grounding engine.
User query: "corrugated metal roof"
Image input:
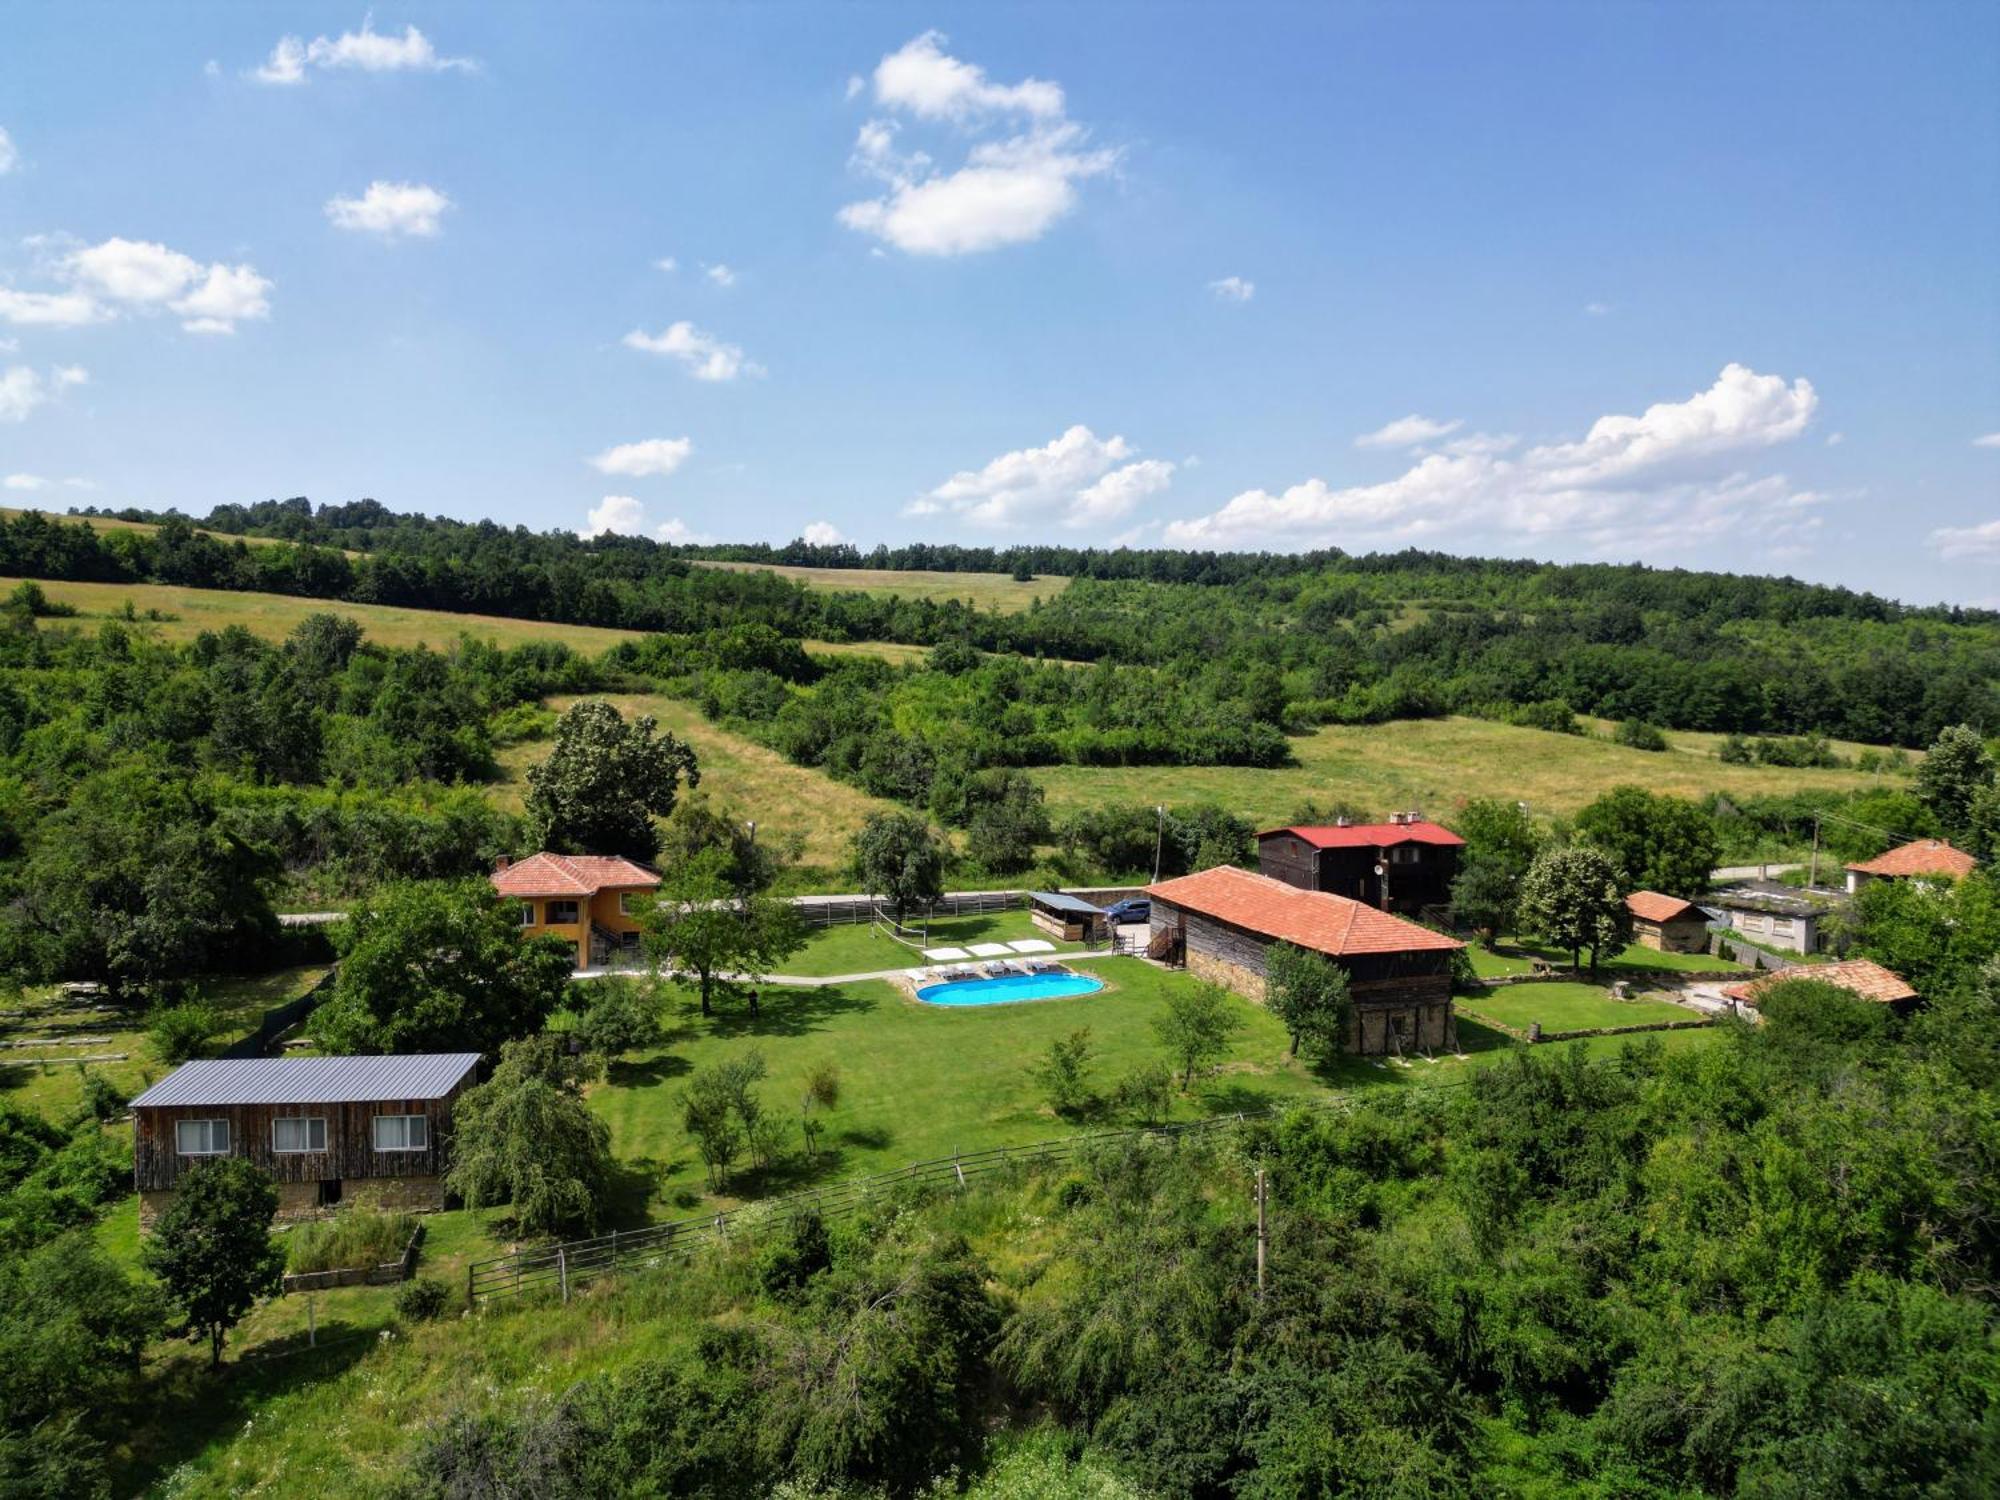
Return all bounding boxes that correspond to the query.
[1028,891,1105,916]
[130,1054,481,1109]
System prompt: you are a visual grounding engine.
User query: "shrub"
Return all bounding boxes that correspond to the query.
[146,1001,220,1065]
[1614,719,1669,752]
[74,1066,127,1124]
[395,1276,451,1322]
[1034,1029,1095,1116]
[286,1209,417,1274]
[1112,1061,1174,1126]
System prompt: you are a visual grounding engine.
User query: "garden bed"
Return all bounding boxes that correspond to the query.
[282,1216,424,1293]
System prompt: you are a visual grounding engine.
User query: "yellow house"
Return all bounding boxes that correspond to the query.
[490,853,661,970]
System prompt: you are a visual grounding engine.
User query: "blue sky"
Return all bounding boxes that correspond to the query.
[1,3,1995,603]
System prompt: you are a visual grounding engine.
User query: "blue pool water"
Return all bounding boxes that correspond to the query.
[916,972,1106,1006]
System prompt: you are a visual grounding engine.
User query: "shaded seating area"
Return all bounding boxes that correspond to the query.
[1028,891,1106,942]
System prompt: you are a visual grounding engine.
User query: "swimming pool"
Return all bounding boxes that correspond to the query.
[915,971,1106,1007]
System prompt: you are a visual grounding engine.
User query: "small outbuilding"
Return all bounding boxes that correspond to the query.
[1027,890,1105,942]
[1147,865,1464,1056]
[130,1054,480,1228]
[1624,890,1711,954]
[1721,958,1920,1015]
[1844,838,1976,894]
[1705,880,1837,956]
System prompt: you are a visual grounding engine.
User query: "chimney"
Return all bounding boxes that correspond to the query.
[494,855,512,873]
[1335,815,1351,828]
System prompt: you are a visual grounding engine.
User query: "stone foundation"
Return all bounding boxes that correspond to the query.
[1186,946,1268,1003]
[138,1173,447,1231]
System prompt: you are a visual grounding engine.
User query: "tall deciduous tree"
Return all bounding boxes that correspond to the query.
[1573,786,1720,899]
[1265,943,1353,1059]
[312,879,575,1055]
[141,1158,285,1366]
[525,699,701,861]
[849,812,947,924]
[642,848,807,1015]
[446,1036,613,1236]
[1914,724,1995,841]
[1450,797,1546,944]
[1518,844,1627,974]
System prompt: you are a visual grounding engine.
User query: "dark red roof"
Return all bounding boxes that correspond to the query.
[490,853,660,899]
[1258,820,1465,850]
[1147,865,1463,958]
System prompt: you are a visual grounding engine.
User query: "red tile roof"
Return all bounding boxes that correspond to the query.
[1722,958,1919,1007]
[1626,890,1706,925]
[490,853,661,899]
[1258,820,1465,849]
[1146,865,1464,958]
[1844,839,1976,880]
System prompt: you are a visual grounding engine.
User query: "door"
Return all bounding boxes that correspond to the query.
[317,1178,342,1207]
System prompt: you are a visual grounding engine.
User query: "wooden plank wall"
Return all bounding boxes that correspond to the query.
[133,1086,466,1192]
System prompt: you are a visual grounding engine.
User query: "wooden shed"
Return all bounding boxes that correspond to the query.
[1147,865,1464,1057]
[1028,890,1105,942]
[130,1054,480,1228]
[1624,890,1711,954]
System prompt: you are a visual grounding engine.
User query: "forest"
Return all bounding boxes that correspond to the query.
[13,502,1999,748]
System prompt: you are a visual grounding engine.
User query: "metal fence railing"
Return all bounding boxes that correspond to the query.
[463,1084,1486,1308]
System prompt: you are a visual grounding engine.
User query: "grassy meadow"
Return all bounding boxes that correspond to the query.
[1034,714,1901,824]
[0,506,356,555]
[1465,936,1747,979]
[494,692,897,872]
[691,558,1067,612]
[1456,982,1696,1033]
[779,909,1095,977]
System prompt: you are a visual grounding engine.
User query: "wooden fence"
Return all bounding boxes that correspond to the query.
[464,1084,1470,1309]
[791,889,1026,929]
[220,969,338,1059]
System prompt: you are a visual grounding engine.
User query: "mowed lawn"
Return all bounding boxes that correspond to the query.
[692,559,1068,613]
[782,910,1092,977]
[494,692,896,872]
[1466,937,1745,979]
[1457,982,1697,1033]
[1034,714,1895,824]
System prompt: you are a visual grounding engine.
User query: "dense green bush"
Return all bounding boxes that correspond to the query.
[286,1210,417,1274]
[394,1277,451,1322]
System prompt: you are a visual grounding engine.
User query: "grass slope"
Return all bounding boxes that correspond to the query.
[1466,937,1746,979]
[692,558,1067,613]
[1034,714,1899,823]
[0,506,357,555]
[780,910,1092,977]
[1456,982,1695,1032]
[493,692,897,872]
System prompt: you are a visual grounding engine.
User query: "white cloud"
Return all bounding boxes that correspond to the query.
[653,256,678,273]
[915,425,1175,529]
[3,237,271,334]
[588,438,693,478]
[0,127,17,175]
[1826,431,1845,446]
[801,521,849,546]
[1974,433,2000,449]
[254,19,474,84]
[622,321,762,381]
[704,263,737,288]
[1356,414,1464,450]
[579,496,645,538]
[840,33,1115,257]
[1930,520,2000,562]
[4,473,48,490]
[1209,276,1255,302]
[325,181,451,239]
[653,518,706,544]
[1584,301,1611,316]
[1166,364,1824,559]
[0,364,85,423]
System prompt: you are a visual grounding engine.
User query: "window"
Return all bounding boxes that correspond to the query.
[546,900,580,925]
[271,1117,327,1153]
[1390,846,1420,865]
[1742,914,1769,933]
[175,1118,230,1155]
[516,902,535,928]
[1772,918,1796,936]
[372,1114,429,1152]
[619,891,644,916]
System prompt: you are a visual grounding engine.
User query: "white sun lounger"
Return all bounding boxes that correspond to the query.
[967,942,1014,959]
[923,946,971,961]
[1008,938,1057,954]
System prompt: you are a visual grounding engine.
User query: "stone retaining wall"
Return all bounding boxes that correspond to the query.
[281,1221,425,1295]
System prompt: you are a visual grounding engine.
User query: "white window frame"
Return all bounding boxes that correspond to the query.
[516,902,535,928]
[271,1116,327,1154]
[175,1118,231,1156]
[619,890,643,916]
[372,1114,429,1153]
[545,899,580,925]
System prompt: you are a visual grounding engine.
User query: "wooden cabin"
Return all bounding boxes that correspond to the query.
[1028,890,1105,942]
[1147,865,1464,1056]
[491,852,661,970]
[1624,890,1711,954]
[130,1054,480,1227]
[1256,814,1464,914]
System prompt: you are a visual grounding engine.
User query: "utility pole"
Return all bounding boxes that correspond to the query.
[1809,815,1821,890]
[1254,1167,1268,1299]
[1151,805,1166,884]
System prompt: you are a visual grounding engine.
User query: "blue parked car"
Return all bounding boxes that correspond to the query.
[1102,897,1151,927]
